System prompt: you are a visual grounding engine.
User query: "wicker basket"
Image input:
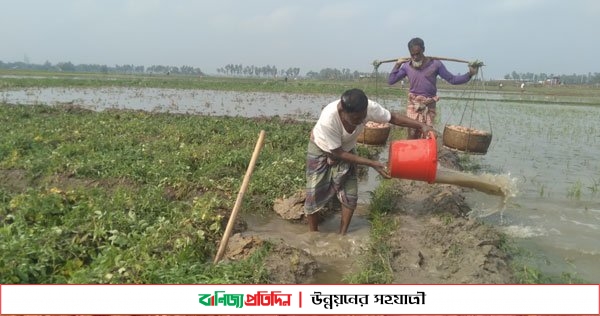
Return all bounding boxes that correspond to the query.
[357,122,391,145]
[442,124,492,154]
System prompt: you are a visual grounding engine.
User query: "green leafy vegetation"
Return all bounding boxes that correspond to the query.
[0,103,310,283]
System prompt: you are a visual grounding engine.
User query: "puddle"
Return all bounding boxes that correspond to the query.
[242,204,371,283]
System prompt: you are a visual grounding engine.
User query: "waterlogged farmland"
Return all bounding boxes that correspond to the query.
[2,75,600,283]
[1,86,337,118]
[442,93,600,282]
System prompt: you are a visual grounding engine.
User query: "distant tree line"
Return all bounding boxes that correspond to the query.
[305,68,372,80]
[0,60,204,76]
[3,59,374,79]
[6,59,598,84]
[216,64,301,78]
[216,64,376,80]
[504,71,600,85]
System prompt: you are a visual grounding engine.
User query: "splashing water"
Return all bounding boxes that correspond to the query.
[434,166,518,197]
[434,166,519,218]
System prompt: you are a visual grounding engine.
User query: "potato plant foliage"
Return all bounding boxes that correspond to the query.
[0,104,311,283]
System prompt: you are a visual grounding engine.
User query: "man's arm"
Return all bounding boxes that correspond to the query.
[437,62,472,85]
[388,60,408,85]
[389,112,436,136]
[329,148,391,179]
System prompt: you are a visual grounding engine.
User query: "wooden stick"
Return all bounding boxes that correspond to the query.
[373,56,471,67]
[213,130,266,264]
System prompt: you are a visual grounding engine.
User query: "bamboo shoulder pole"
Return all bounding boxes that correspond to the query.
[373,56,472,67]
[213,130,266,264]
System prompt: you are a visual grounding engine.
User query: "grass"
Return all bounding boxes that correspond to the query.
[567,180,583,199]
[344,180,401,284]
[588,178,600,196]
[499,240,591,284]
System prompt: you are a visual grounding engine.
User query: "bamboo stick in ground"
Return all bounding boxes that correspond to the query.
[213,130,266,264]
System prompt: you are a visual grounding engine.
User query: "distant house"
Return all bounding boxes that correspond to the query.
[545,76,561,85]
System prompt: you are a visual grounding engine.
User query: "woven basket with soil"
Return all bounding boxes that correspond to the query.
[442,124,492,154]
[357,121,391,145]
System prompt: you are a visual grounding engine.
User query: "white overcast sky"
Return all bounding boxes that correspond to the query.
[2,0,599,79]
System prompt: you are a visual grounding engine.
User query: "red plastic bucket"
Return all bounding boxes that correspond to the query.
[387,131,437,183]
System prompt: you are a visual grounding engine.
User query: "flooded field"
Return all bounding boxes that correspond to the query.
[443,93,600,283]
[1,87,336,118]
[2,86,599,283]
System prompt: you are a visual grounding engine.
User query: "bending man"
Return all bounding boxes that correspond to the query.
[304,88,433,234]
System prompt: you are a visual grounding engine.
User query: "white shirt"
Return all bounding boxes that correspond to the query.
[312,99,391,152]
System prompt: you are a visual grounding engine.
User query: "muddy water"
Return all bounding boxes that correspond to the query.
[242,205,372,283]
[434,167,516,197]
[432,167,519,220]
[3,86,600,283]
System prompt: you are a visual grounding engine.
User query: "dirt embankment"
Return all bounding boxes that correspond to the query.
[224,148,515,284]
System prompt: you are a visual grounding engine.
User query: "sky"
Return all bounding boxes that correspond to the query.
[2,0,599,79]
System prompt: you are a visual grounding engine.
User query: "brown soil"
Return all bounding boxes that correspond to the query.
[226,148,515,284]
[386,181,513,284]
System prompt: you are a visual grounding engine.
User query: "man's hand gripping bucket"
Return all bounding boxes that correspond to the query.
[387,131,437,183]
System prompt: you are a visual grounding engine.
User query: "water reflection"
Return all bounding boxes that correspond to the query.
[443,97,600,282]
[2,87,337,119]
